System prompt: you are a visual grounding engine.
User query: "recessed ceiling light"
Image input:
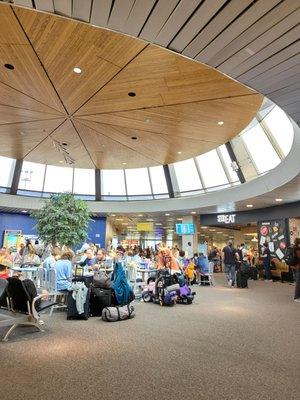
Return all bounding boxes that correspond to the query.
[209,229,216,232]
[122,162,127,165]
[202,226,207,229]
[246,204,253,208]
[21,210,28,213]
[20,131,25,136]
[146,218,154,222]
[128,92,136,97]
[4,63,14,70]
[275,198,283,202]
[73,67,82,74]
[111,214,116,217]
[59,160,64,163]
[116,218,123,221]
[122,223,128,226]
[177,218,182,221]
[138,214,143,217]
[165,213,170,216]
[155,223,162,226]
[177,151,182,154]
[191,211,196,214]
[218,121,224,126]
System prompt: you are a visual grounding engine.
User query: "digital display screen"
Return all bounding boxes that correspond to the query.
[175,223,195,235]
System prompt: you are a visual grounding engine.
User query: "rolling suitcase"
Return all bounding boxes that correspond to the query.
[67,288,90,320]
[89,287,112,316]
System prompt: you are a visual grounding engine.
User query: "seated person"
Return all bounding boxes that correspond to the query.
[54,250,73,291]
[23,248,41,265]
[196,253,209,284]
[43,246,61,270]
[79,248,96,268]
[185,259,196,284]
[0,263,9,280]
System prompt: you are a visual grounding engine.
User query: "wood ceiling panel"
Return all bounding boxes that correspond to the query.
[78,94,263,144]
[0,105,63,124]
[73,120,159,169]
[15,7,147,114]
[0,118,64,159]
[75,118,216,166]
[216,5,300,72]
[76,45,257,116]
[25,119,94,168]
[0,81,63,115]
[0,4,64,113]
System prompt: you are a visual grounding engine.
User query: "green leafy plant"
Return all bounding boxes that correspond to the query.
[32,193,91,247]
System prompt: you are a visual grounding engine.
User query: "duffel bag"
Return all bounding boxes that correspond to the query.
[102,304,135,322]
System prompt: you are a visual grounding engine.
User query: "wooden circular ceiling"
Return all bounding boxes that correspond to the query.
[0,4,263,169]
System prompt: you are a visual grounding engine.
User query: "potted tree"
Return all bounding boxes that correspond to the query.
[32,193,91,249]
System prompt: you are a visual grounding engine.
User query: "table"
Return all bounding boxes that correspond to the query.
[11,266,39,281]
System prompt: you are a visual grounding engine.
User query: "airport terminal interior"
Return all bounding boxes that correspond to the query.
[0,1,299,399]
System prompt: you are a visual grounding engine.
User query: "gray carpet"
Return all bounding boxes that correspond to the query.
[1,275,299,400]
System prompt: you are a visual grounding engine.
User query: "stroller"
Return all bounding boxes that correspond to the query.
[142,268,179,306]
[175,273,195,305]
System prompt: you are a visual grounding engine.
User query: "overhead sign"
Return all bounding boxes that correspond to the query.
[176,223,195,235]
[217,214,236,224]
[137,222,154,232]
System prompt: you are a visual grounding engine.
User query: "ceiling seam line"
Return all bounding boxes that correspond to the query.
[0,102,63,116]
[0,116,66,127]
[22,118,68,159]
[76,119,163,165]
[70,43,150,116]
[12,7,69,116]
[70,119,97,169]
[73,117,223,143]
[0,79,65,116]
[75,92,260,117]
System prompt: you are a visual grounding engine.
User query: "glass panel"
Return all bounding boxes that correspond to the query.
[125,168,152,195]
[73,168,95,195]
[196,149,228,188]
[218,145,239,182]
[43,165,73,193]
[101,169,126,195]
[173,158,202,192]
[149,166,168,194]
[263,106,294,156]
[19,161,46,191]
[242,123,281,173]
[0,156,16,188]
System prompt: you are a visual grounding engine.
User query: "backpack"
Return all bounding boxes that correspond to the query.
[285,246,297,266]
[102,304,135,322]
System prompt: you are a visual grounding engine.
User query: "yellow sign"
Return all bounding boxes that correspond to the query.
[136,222,154,232]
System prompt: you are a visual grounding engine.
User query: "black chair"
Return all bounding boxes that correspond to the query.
[0,277,56,342]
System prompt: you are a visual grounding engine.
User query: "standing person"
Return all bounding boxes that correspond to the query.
[261,243,272,281]
[185,241,193,259]
[222,240,238,287]
[54,250,73,291]
[288,238,300,302]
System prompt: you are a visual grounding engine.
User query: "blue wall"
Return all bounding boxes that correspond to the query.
[0,212,106,248]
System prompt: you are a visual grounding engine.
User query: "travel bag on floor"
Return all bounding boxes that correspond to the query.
[67,287,90,320]
[236,270,248,288]
[89,287,112,316]
[102,304,135,322]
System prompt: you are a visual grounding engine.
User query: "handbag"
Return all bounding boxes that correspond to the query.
[93,271,112,289]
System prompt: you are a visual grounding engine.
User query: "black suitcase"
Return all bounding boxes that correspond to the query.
[236,270,248,288]
[89,287,112,316]
[67,288,90,320]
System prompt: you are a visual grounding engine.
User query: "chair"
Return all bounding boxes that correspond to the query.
[126,262,143,299]
[0,277,56,341]
[48,268,67,316]
[36,267,48,290]
[201,262,215,286]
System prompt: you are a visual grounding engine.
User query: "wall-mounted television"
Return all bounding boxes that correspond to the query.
[175,223,195,235]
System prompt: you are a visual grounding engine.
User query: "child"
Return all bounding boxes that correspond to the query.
[185,258,196,285]
[0,263,9,279]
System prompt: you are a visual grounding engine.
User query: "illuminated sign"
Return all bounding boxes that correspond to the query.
[136,222,154,231]
[176,223,195,235]
[217,214,236,224]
